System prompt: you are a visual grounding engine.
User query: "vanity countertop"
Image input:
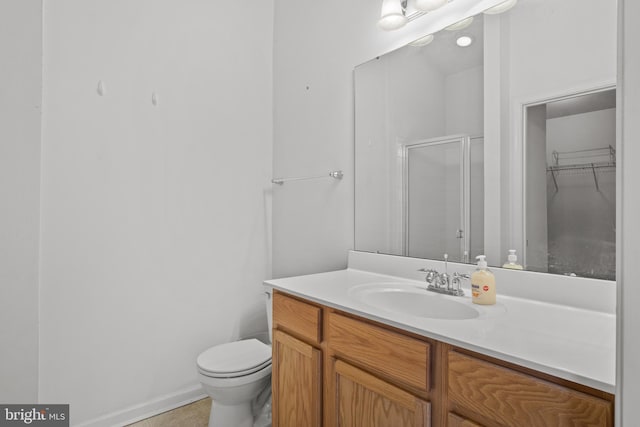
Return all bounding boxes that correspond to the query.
[264,266,616,394]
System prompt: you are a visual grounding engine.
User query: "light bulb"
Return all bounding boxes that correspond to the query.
[415,0,447,12]
[484,0,518,15]
[445,16,474,31]
[378,0,408,31]
[409,34,435,47]
[378,14,408,31]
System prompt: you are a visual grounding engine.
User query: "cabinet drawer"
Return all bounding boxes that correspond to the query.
[448,351,613,427]
[328,312,430,392]
[273,291,322,345]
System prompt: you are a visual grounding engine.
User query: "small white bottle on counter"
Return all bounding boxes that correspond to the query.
[502,249,523,270]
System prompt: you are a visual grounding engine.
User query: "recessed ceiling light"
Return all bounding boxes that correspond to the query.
[456,35,474,47]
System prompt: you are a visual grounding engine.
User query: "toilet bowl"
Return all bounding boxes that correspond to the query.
[197,289,273,427]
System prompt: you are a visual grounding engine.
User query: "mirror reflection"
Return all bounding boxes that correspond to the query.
[354,0,617,279]
[525,89,616,280]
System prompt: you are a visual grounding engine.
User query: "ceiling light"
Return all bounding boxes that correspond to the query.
[445,16,474,31]
[456,35,474,47]
[409,34,435,47]
[415,0,447,12]
[378,0,408,31]
[484,0,518,15]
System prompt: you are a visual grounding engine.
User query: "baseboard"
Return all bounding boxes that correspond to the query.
[74,384,207,427]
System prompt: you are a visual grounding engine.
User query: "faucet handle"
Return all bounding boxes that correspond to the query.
[440,272,451,290]
[418,268,439,286]
[451,272,470,296]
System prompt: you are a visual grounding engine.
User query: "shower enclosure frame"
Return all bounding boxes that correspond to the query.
[400,134,472,262]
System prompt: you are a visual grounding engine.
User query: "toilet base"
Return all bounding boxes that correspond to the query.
[209,401,253,427]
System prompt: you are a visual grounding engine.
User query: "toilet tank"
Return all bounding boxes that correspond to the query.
[265,287,273,344]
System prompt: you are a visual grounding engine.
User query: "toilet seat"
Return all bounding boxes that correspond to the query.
[197,339,272,379]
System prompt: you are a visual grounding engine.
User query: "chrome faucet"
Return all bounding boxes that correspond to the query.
[418,254,468,297]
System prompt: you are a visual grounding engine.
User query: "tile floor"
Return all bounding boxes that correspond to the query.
[126,398,211,427]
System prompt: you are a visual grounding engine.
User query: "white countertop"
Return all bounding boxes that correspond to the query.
[265,267,616,394]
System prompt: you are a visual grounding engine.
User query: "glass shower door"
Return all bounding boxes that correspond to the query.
[404,136,467,261]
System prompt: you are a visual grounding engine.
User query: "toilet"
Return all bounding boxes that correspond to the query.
[197,290,273,427]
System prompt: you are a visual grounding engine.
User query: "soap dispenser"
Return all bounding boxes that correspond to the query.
[471,255,496,305]
[502,249,523,270]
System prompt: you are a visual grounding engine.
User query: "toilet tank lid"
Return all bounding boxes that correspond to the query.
[197,339,272,375]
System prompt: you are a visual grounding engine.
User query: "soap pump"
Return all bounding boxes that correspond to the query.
[471,255,496,305]
[502,249,523,270]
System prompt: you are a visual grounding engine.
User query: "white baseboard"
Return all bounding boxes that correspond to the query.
[74,384,207,427]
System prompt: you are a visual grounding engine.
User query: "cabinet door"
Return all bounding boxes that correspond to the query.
[333,359,430,427]
[448,413,482,427]
[272,329,322,427]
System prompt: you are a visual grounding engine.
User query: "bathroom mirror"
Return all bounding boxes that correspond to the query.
[354,0,617,280]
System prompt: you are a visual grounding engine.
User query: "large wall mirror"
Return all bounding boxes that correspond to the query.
[354,0,617,281]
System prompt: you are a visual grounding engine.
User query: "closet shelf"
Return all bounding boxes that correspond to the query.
[546,145,616,192]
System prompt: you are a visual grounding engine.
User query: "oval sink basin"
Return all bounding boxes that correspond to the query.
[349,282,480,320]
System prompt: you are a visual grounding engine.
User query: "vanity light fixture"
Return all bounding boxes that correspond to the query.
[409,33,435,47]
[378,0,408,31]
[456,35,474,47]
[484,0,518,15]
[415,0,448,12]
[445,16,474,31]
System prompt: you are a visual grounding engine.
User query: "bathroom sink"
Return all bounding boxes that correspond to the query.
[349,282,480,320]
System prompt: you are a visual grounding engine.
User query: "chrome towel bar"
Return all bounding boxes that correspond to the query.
[271,170,343,185]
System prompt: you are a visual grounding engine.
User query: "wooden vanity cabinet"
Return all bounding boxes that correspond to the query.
[272,292,323,427]
[271,290,614,427]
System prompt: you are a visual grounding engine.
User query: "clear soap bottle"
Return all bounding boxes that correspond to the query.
[502,249,523,270]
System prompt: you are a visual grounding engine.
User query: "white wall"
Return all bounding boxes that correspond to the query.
[445,65,484,136]
[272,0,507,278]
[0,0,42,403]
[524,104,548,271]
[39,0,273,424]
[547,109,617,164]
[619,0,640,423]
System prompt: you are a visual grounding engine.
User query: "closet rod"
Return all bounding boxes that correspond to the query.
[271,170,343,185]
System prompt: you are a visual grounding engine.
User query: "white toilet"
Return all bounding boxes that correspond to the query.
[196,290,273,427]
